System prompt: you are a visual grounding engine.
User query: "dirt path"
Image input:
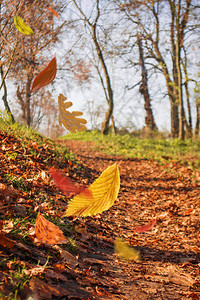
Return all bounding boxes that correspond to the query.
[56,139,200,300]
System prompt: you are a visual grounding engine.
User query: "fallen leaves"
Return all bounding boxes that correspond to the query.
[58,94,87,133]
[64,163,120,217]
[31,56,57,92]
[1,131,200,299]
[35,212,67,245]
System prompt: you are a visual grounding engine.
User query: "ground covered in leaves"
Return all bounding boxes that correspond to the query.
[0,130,200,299]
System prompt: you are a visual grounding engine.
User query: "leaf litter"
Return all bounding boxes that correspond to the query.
[0,131,200,299]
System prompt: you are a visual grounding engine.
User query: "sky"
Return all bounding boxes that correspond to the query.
[0,0,199,136]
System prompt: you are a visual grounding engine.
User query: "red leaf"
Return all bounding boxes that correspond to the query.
[31,56,57,92]
[133,219,157,233]
[47,7,59,18]
[49,167,92,198]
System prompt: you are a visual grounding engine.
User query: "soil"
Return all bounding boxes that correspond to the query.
[0,133,200,300]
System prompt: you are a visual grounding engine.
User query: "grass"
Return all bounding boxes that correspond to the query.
[0,114,76,165]
[60,130,200,163]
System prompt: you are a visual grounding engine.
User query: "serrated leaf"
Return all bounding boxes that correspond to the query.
[14,16,34,35]
[35,212,67,245]
[64,163,120,217]
[31,56,57,92]
[58,94,87,133]
[115,237,140,261]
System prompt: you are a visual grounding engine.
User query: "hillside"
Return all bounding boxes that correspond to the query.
[0,126,200,299]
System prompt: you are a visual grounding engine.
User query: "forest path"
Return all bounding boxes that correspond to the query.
[55,139,200,300]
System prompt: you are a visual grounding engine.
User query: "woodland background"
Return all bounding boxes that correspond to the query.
[0,0,200,139]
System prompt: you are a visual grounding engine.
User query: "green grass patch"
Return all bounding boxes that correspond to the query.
[0,114,76,166]
[61,131,200,162]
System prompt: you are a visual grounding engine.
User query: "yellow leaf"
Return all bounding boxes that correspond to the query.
[14,16,34,35]
[115,237,140,261]
[64,163,120,217]
[58,94,87,133]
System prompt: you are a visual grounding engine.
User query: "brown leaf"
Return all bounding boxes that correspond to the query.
[29,277,66,299]
[55,245,79,268]
[31,56,57,92]
[35,212,67,245]
[167,265,195,287]
[58,94,87,133]
[0,233,15,249]
[0,183,19,197]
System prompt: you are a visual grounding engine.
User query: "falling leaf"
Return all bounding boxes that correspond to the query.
[47,7,59,18]
[49,167,91,197]
[58,94,87,133]
[14,16,34,35]
[31,56,57,92]
[35,212,67,245]
[115,237,140,261]
[64,163,120,217]
[133,219,157,233]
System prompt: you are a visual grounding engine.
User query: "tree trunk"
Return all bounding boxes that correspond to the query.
[0,66,15,123]
[16,74,33,127]
[137,35,157,131]
[26,74,32,127]
[73,0,115,135]
[170,100,179,137]
[194,98,200,139]
[151,37,179,137]
[101,95,114,135]
[91,23,115,134]
[176,0,185,140]
[184,81,192,138]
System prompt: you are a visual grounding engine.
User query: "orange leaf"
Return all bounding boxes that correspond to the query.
[31,56,57,92]
[35,212,67,245]
[184,209,193,216]
[47,7,59,18]
[49,167,92,198]
[133,219,157,233]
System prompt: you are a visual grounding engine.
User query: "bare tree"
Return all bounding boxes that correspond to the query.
[137,34,157,132]
[63,0,116,134]
[1,0,65,128]
[116,0,199,139]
